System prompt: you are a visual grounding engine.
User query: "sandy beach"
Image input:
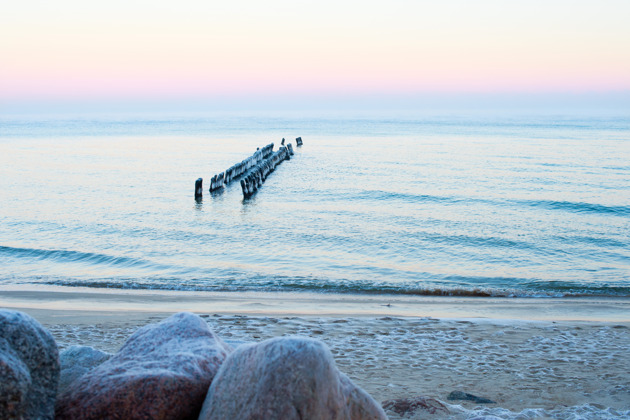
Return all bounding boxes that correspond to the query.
[2,286,629,419]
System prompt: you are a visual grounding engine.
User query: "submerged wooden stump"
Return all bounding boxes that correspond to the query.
[240,145,291,199]
[194,178,203,198]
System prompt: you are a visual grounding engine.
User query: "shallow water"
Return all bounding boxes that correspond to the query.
[1,114,629,298]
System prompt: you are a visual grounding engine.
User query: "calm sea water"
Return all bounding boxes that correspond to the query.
[1,114,629,298]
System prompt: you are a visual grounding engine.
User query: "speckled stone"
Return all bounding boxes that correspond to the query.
[382,396,449,416]
[58,345,111,396]
[56,312,230,420]
[0,309,60,420]
[198,336,387,420]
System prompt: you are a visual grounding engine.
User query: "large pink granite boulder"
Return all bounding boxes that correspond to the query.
[57,345,111,396]
[198,336,387,420]
[56,312,230,420]
[0,309,60,420]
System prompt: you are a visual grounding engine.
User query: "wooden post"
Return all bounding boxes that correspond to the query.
[295,137,303,146]
[195,178,203,198]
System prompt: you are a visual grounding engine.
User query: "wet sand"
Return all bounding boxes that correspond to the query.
[2,286,630,322]
[2,287,630,419]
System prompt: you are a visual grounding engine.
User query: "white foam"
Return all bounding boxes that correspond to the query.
[448,403,630,420]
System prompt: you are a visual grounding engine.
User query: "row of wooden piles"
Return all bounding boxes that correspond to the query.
[194,138,301,199]
[240,143,294,197]
[209,142,274,192]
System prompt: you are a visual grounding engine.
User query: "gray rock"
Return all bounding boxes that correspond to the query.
[0,309,60,420]
[56,312,231,420]
[58,345,111,396]
[448,390,496,404]
[382,396,449,416]
[199,336,386,420]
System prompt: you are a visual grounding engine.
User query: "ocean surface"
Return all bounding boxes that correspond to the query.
[1,113,629,299]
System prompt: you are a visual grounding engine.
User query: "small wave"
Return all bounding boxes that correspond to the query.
[354,190,630,218]
[35,275,630,298]
[522,280,630,297]
[517,199,630,216]
[38,278,508,297]
[0,245,173,271]
[420,232,537,251]
[354,190,470,205]
[554,235,628,248]
[451,403,630,420]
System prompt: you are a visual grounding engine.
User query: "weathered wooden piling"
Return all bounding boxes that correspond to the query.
[208,143,275,192]
[209,172,225,192]
[240,145,291,198]
[261,143,274,159]
[195,178,203,198]
[202,138,300,198]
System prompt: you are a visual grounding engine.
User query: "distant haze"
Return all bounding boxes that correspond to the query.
[1,0,629,114]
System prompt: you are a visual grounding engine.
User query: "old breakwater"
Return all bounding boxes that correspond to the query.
[209,143,274,192]
[197,138,300,199]
[240,143,294,198]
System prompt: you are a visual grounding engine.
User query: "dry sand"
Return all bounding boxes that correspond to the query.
[2,287,629,419]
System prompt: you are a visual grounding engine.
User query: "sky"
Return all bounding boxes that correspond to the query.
[1,0,630,114]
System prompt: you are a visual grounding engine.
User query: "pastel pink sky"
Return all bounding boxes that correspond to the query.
[2,0,629,103]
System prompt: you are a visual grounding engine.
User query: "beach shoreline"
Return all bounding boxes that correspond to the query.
[2,285,630,322]
[2,286,629,419]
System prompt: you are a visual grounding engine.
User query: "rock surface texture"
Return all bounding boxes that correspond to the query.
[382,396,449,417]
[56,312,231,420]
[198,336,387,420]
[58,345,111,396]
[447,390,496,404]
[0,309,60,420]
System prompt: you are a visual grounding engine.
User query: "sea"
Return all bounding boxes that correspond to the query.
[1,112,629,299]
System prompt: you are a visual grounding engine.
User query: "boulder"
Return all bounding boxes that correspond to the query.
[447,390,496,404]
[198,336,386,420]
[58,345,111,396]
[56,312,231,420]
[0,309,60,420]
[382,396,449,416]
